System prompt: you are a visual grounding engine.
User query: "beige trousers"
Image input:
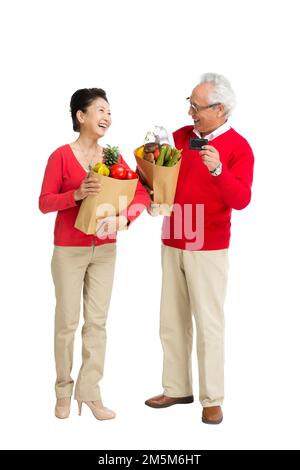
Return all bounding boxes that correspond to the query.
[160,245,229,407]
[51,243,116,401]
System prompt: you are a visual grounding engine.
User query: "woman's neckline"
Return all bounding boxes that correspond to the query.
[68,143,103,173]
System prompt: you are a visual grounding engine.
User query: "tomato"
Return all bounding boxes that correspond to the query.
[110,164,127,179]
[125,169,138,180]
[153,148,160,160]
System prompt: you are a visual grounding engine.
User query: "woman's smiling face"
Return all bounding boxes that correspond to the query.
[77,97,112,137]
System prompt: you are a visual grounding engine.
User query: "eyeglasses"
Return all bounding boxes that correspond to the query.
[186,97,221,113]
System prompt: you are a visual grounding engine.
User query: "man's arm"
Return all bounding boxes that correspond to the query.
[212,142,254,210]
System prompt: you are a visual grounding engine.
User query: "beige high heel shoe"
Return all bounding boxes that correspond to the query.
[55,397,71,419]
[77,400,116,420]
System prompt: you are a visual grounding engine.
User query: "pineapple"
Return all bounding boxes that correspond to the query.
[103,145,120,167]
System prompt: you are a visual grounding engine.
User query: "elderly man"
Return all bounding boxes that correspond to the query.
[145,73,254,424]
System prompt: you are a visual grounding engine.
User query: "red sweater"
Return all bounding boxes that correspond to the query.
[162,126,254,251]
[39,144,150,246]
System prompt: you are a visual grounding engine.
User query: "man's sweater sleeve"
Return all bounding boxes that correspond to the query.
[119,156,151,223]
[39,150,79,214]
[212,141,254,210]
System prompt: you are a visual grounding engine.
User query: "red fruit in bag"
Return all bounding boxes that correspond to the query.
[125,169,138,180]
[110,164,127,179]
[153,148,160,160]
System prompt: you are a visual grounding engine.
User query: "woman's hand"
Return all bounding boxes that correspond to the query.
[74,173,102,201]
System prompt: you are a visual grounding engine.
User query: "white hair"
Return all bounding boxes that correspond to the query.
[199,73,236,117]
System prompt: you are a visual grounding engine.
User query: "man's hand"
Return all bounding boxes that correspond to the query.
[200,145,221,172]
[96,215,128,237]
[147,203,173,217]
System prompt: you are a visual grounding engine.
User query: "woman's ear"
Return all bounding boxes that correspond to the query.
[76,109,85,126]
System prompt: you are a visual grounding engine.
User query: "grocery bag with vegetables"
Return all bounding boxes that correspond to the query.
[134,127,182,206]
[75,145,138,235]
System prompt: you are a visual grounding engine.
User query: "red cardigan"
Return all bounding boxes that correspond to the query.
[162,126,254,251]
[39,144,150,246]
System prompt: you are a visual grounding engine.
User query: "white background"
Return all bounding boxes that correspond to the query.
[1,0,300,450]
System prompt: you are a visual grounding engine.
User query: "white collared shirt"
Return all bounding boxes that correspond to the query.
[193,121,231,142]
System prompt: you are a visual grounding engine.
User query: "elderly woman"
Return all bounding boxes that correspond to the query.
[39,88,149,420]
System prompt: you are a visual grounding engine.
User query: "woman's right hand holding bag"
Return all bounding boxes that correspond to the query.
[74,173,102,201]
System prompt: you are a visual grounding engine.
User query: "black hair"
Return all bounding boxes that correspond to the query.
[70,88,109,132]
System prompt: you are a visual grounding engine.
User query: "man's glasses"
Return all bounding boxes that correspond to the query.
[186,97,221,113]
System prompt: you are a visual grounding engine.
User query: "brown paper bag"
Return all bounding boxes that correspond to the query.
[134,147,182,205]
[74,172,138,235]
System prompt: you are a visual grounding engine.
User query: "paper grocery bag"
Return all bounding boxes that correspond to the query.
[134,147,182,205]
[74,173,138,235]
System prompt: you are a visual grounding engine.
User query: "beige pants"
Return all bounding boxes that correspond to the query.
[51,243,116,401]
[160,245,229,407]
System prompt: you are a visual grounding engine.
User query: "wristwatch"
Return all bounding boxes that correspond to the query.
[210,162,222,176]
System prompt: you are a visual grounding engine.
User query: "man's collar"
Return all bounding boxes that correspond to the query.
[193,121,231,141]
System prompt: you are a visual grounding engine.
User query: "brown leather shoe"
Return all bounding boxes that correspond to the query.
[202,406,223,424]
[145,394,194,408]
